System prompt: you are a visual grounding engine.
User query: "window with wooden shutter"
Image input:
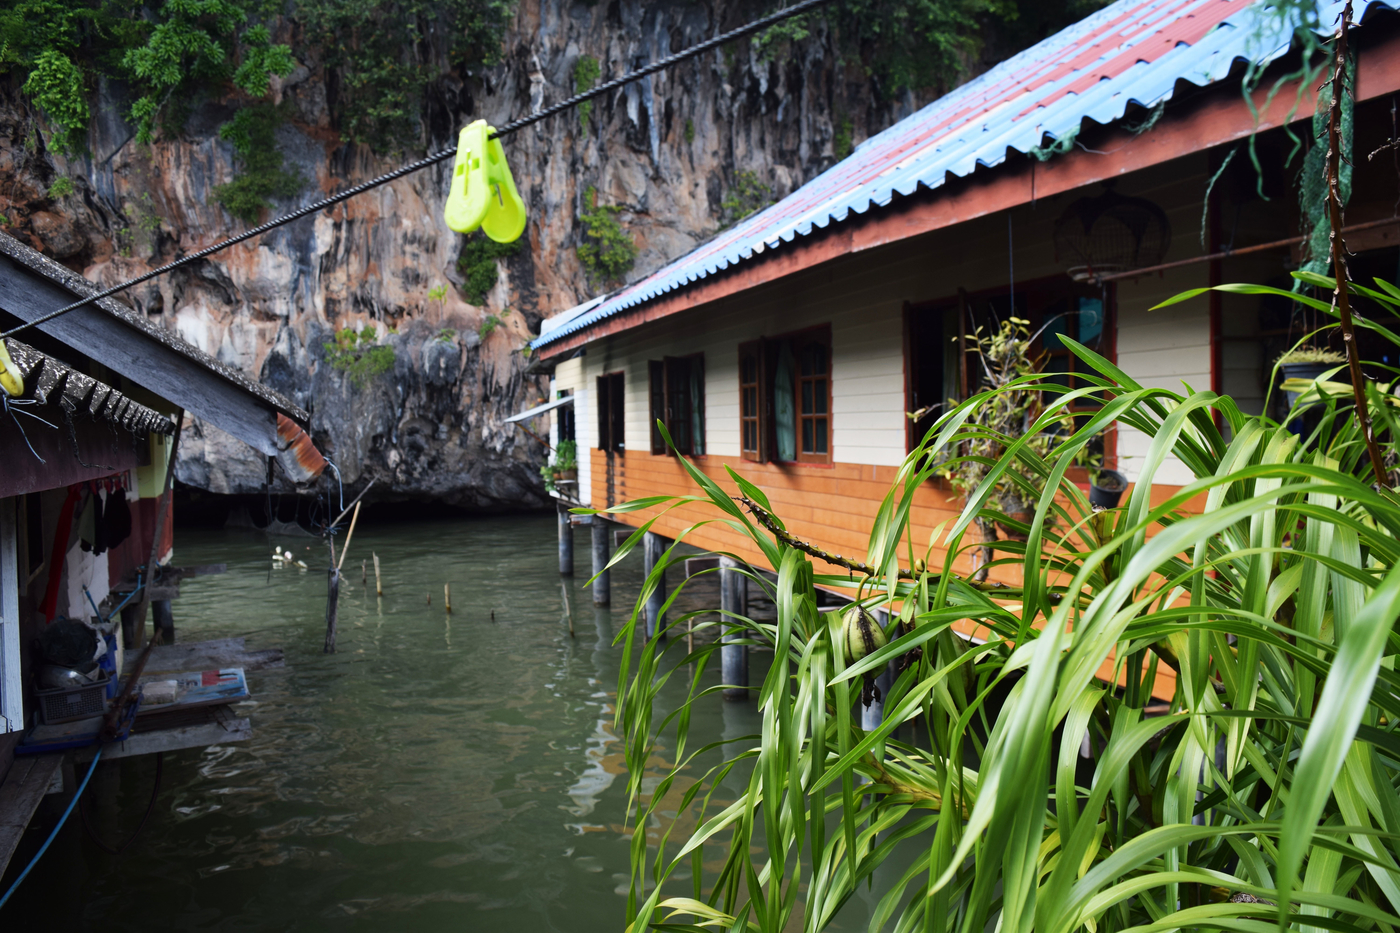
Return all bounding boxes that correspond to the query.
[793,332,831,464]
[596,371,625,452]
[647,355,705,456]
[738,341,764,461]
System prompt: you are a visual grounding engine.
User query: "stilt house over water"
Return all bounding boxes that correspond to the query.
[532,0,1400,594]
[0,233,323,875]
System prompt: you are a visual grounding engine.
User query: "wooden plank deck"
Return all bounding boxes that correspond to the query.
[0,753,63,877]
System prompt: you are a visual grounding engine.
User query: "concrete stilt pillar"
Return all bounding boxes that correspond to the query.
[558,504,574,576]
[152,599,175,645]
[720,556,748,701]
[642,531,667,640]
[591,520,611,606]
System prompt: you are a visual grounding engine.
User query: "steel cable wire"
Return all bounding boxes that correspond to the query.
[1,0,837,341]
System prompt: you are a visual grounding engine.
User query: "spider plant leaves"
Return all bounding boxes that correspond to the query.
[614,284,1400,933]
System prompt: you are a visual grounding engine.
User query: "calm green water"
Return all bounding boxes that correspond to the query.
[8,513,768,931]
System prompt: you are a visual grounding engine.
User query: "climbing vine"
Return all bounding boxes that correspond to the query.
[720,170,772,226]
[573,54,601,131]
[213,102,302,222]
[457,232,518,305]
[324,326,396,388]
[577,186,637,285]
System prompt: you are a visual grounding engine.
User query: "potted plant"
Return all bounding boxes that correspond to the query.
[1079,435,1128,508]
[555,440,578,481]
[936,317,1071,566]
[1277,346,1348,412]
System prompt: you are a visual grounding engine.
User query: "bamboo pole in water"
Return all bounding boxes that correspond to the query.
[560,581,574,637]
[362,560,366,585]
[336,501,363,572]
[373,553,382,595]
[445,583,452,613]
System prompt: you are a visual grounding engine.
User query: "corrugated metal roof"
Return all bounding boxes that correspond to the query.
[535,0,1395,350]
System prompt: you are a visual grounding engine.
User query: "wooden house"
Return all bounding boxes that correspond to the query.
[0,232,323,874]
[531,0,1400,594]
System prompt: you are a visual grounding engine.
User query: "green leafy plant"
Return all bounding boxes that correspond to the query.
[577,186,636,285]
[213,102,302,222]
[832,111,854,159]
[477,312,505,340]
[683,118,695,145]
[20,50,89,151]
[295,0,514,151]
[719,169,771,227]
[553,438,576,473]
[434,326,456,343]
[603,269,1400,933]
[539,460,556,492]
[457,232,518,305]
[46,176,74,199]
[573,53,600,131]
[1278,346,1347,364]
[323,325,395,388]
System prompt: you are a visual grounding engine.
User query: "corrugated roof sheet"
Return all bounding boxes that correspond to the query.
[535,0,1395,350]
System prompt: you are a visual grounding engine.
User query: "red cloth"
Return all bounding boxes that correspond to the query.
[40,485,83,622]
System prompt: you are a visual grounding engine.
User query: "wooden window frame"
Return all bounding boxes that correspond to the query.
[596,371,625,452]
[648,354,705,456]
[738,325,832,466]
[792,330,832,464]
[738,340,766,462]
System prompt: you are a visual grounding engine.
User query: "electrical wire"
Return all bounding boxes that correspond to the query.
[0,747,103,911]
[0,0,839,343]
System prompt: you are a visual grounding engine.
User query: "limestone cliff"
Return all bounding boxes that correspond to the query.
[0,1,948,509]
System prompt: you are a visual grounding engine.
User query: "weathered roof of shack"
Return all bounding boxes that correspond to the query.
[4,337,177,437]
[535,0,1399,351]
[0,232,308,424]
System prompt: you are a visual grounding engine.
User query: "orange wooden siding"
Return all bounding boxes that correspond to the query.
[592,447,1201,701]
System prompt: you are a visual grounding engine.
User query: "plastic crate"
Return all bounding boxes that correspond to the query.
[36,672,110,725]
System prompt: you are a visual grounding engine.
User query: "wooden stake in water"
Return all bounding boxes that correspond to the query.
[373,553,382,596]
[445,583,452,613]
[560,581,574,638]
[362,559,367,585]
[324,568,340,654]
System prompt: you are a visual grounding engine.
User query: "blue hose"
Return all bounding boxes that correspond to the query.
[0,746,103,910]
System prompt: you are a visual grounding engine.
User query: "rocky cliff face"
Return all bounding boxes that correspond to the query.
[0,1,944,509]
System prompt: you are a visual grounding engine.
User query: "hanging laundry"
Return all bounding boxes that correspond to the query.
[90,482,108,556]
[77,486,97,553]
[105,483,132,548]
[443,120,527,243]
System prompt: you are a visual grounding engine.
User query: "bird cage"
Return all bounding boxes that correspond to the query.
[1053,187,1171,282]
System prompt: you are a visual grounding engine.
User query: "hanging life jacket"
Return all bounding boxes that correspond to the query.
[443,120,527,244]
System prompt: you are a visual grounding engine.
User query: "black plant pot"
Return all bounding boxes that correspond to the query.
[1280,361,1343,411]
[1089,469,1128,509]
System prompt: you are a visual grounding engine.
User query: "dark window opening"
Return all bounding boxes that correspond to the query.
[648,355,705,456]
[596,371,625,452]
[906,278,1113,455]
[556,389,576,443]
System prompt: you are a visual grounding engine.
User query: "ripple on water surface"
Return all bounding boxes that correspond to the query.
[9,513,759,932]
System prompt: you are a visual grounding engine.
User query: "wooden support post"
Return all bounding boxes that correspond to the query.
[323,568,340,654]
[591,519,611,607]
[720,557,748,701]
[373,553,382,596]
[558,504,574,576]
[643,531,667,640]
[444,583,452,613]
[152,599,174,645]
[362,560,366,585]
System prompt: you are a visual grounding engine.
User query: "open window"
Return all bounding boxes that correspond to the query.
[555,389,576,443]
[737,326,832,465]
[907,279,1112,455]
[647,355,705,456]
[596,371,625,452]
